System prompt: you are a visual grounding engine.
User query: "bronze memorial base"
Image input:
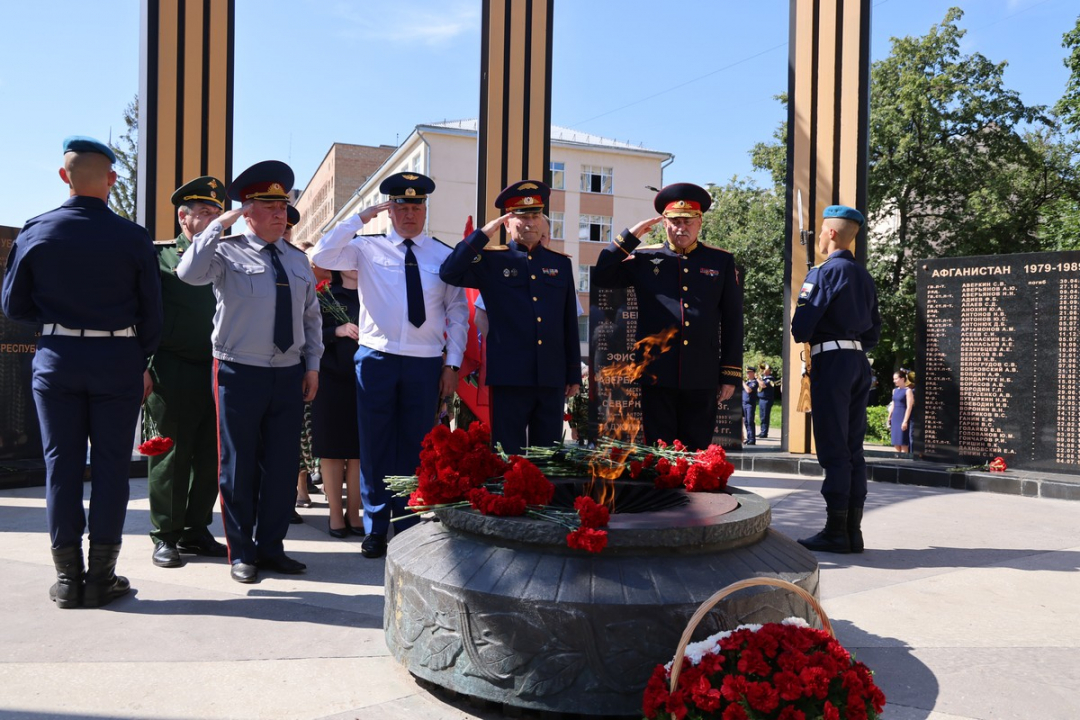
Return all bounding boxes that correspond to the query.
[384,483,820,716]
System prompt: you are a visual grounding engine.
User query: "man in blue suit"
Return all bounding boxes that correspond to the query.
[2,136,162,608]
[440,180,580,454]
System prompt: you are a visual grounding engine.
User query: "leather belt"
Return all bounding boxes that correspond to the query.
[810,339,862,356]
[42,323,137,338]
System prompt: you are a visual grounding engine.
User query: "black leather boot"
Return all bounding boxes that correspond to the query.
[798,509,851,553]
[83,543,131,608]
[49,545,84,609]
[847,506,865,553]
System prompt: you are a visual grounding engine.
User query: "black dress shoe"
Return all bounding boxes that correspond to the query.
[177,531,228,557]
[328,518,347,539]
[290,509,304,524]
[230,562,258,583]
[347,520,365,537]
[152,541,183,568]
[257,554,307,574]
[360,533,388,559]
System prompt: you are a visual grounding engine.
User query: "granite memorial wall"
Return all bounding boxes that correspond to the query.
[0,225,43,461]
[917,250,1080,471]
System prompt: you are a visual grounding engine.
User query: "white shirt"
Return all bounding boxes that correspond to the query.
[311,214,467,365]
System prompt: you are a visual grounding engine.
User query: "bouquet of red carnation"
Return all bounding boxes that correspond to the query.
[314,279,353,326]
[138,404,174,456]
[988,456,1008,472]
[529,438,735,494]
[643,618,885,720]
[387,422,610,553]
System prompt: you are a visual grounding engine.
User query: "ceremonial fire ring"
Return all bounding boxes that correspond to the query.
[385,481,820,716]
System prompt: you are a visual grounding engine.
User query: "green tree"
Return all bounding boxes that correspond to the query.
[866,7,1062,370]
[1055,15,1080,133]
[109,95,138,220]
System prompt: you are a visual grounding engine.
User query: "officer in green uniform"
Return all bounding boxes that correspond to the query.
[145,176,229,567]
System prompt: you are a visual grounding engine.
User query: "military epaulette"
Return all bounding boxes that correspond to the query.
[153,240,177,247]
[544,247,571,258]
[482,244,510,251]
[638,243,665,250]
[431,236,455,250]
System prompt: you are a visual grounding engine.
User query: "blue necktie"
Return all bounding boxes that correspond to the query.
[266,243,294,352]
[403,238,425,328]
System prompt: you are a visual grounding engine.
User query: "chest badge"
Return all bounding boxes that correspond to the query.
[542,267,558,277]
[700,268,719,277]
[650,257,663,275]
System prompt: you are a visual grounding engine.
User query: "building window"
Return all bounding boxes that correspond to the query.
[550,161,565,190]
[578,315,589,342]
[579,214,612,243]
[580,165,613,194]
[411,154,422,173]
[577,264,590,292]
[549,211,564,240]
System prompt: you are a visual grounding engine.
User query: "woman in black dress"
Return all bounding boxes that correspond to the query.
[311,268,363,537]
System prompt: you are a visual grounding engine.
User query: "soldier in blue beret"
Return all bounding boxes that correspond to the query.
[177,160,324,583]
[593,183,743,450]
[1,136,163,607]
[440,180,581,454]
[311,171,467,559]
[791,204,881,553]
[144,176,229,569]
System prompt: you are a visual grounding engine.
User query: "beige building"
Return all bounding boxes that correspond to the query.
[314,119,673,347]
[291,142,396,249]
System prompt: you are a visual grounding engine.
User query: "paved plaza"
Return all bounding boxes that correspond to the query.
[1,465,1078,719]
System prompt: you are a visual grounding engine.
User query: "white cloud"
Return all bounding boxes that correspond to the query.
[326,1,479,47]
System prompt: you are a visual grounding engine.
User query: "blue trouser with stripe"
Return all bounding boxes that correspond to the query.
[354,346,441,536]
[214,359,303,565]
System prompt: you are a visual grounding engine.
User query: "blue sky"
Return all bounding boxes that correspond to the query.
[0,0,1076,229]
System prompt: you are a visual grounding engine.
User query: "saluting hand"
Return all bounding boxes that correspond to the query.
[481,212,514,238]
[359,201,393,224]
[630,216,664,239]
[216,202,250,230]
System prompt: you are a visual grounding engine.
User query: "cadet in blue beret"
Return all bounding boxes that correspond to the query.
[593,183,744,451]
[311,171,468,559]
[791,204,881,553]
[144,176,228,569]
[440,180,581,454]
[1,136,163,607]
[177,160,324,583]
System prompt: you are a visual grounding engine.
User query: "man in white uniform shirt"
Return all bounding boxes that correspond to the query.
[311,172,467,558]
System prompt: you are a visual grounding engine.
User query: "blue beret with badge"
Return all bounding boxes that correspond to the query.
[171,176,226,210]
[228,160,294,203]
[380,172,435,204]
[62,135,116,163]
[495,179,550,214]
[822,205,865,226]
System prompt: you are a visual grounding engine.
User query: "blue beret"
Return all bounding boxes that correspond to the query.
[62,135,116,163]
[823,205,864,226]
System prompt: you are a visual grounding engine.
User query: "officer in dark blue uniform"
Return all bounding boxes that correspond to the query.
[1,136,162,608]
[741,367,759,445]
[440,180,580,454]
[593,183,743,450]
[176,161,323,583]
[757,365,776,438]
[791,205,881,554]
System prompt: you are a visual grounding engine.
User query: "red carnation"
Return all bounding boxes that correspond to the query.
[502,456,555,506]
[989,456,1008,472]
[574,495,610,528]
[138,436,174,456]
[823,701,840,720]
[315,279,332,293]
[721,704,748,720]
[566,526,607,553]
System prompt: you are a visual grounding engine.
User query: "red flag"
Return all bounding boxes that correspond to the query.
[456,215,490,425]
